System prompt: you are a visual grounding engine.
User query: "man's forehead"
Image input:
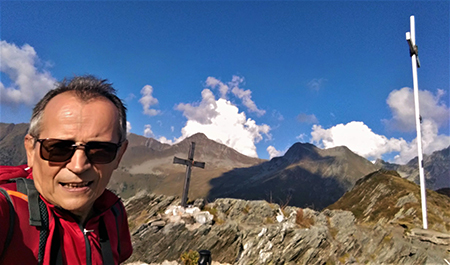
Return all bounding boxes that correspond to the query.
[42,92,119,125]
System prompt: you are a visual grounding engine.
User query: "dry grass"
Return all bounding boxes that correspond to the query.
[295,208,314,228]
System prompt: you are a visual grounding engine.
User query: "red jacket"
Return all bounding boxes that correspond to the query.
[0,168,132,265]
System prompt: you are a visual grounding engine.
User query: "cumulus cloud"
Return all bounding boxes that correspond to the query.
[126,121,132,134]
[139,85,160,116]
[205,76,228,98]
[309,87,449,164]
[231,86,266,116]
[175,93,271,157]
[176,89,218,124]
[158,136,174,145]
[311,121,407,160]
[392,119,450,163]
[0,41,56,105]
[307,78,326,91]
[205,75,265,116]
[267,145,282,159]
[384,87,449,132]
[310,120,450,164]
[143,124,154,138]
[297,113,318,124]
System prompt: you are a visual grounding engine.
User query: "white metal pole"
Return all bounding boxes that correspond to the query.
[407,15,428,230]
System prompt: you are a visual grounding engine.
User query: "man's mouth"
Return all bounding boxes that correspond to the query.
[60,181,93,189]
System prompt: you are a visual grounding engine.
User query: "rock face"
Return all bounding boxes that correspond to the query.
[125,188,450,264]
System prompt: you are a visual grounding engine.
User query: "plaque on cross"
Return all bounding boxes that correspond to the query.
[173,142,206,208]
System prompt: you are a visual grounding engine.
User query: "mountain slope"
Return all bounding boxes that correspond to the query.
[328,169,450,233]
[109,133,265,199]
[0,123,28,166]
[207,142,379,210]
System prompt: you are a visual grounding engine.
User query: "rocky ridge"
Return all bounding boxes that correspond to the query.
[124,180,450,265]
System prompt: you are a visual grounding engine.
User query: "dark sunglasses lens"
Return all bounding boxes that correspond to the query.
[40,139,75,162]
[85,142,119,164]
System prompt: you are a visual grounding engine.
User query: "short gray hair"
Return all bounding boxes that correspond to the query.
[29,75,127,142]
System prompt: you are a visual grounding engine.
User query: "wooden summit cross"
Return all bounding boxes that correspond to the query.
[173,142,205,208]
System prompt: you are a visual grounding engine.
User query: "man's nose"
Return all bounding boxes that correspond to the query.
[66,148,91,173]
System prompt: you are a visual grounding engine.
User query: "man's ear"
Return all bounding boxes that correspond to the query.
[24,134,36,167]
[114,139,128,169]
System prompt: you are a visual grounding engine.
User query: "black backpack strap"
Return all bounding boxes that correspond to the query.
[14,178,42,226]
[0,188,15,262]
[99,216,115,264]
[111,203,121,255]
[13,178,49,265]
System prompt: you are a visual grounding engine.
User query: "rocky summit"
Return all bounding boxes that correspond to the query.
[124,171,450,265]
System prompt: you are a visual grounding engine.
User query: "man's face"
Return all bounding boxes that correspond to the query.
[25,92,127,219]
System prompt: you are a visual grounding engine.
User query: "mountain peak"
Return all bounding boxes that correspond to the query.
[284,142,320,161]
[184,132,209,142]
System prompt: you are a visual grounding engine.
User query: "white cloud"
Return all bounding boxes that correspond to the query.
[205,75,265,116]
[307,78,326,91]
[267,145,282,159]
[311,121,408,161]
[392,119,450,163]
[0,40,56,105]
[139,85,160,116]
[126,93,136,101]
[297,113,318,124]
[143,124,154,138]
[175,94,271,157]
[231,86,266,116]
[309,87,450,164]
[272,110,284,121]
[126,121,132,134]
[296,133,307,141]
[384,87,449,132]
[176,89,218,124]
[158,136,174,145]
[205,76,229,98]
[310,120,450,164]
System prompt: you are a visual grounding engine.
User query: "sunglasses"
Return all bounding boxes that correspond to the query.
[36,138,122,164]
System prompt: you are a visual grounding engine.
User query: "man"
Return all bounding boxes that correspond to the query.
[0,76,132,264]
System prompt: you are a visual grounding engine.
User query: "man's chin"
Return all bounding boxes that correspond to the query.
[58,199,95,219]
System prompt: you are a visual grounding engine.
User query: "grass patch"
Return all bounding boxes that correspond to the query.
[204,206,225,224]
[180,250,199,265]
[295,208,314,228]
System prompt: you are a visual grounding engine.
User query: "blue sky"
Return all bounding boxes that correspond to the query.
[1,1,449,163]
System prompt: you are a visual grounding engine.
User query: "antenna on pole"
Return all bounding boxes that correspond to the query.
[406,15,427,230]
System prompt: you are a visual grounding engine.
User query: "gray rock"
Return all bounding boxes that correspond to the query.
[126,194,450,265]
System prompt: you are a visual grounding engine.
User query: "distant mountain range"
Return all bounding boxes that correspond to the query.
[1,122,448,209]
[375,146,450,191]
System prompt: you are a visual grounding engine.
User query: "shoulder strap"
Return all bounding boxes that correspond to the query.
[99,217,114,264]
[0,187,15,262]
[14,178,43,226]
[11,178,49,265]
[111,202,122,255]
[99,202,122,263]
